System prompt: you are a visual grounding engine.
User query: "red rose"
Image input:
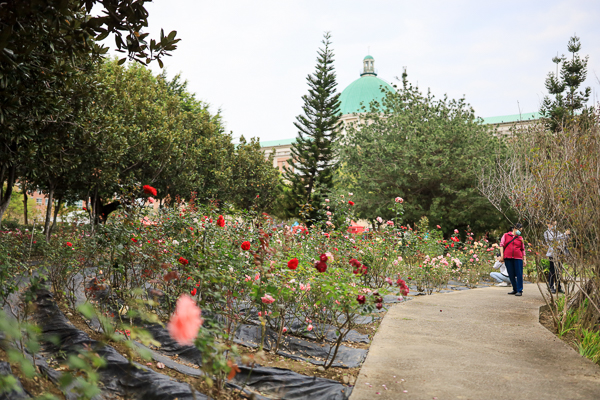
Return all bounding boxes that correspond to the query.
[376,303,383,310]
[348,201,354,206]
[66,242,73,247]
[357,295,366,304]
[287,258,299,270]
[217,215,225,227]
[178,257,189,265]
[319,254,328,262]
[131,238,137,243]
[190,288,197,296]
[241,241,251,251]
[315,261,327,273]
[143,185,157,196]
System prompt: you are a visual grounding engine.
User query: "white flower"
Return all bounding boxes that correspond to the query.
[229,267,234,273]
[172,240,179,245]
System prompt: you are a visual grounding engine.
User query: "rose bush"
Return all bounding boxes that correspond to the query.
[0,192,511,394]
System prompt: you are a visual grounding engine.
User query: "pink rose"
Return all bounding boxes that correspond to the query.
[261,294,275,304]
[167,295,203,346]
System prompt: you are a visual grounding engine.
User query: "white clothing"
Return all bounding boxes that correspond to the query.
[493,261,508,277]
[544,228,569,257]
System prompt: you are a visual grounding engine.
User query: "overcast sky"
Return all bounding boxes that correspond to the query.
[131,0,600,142]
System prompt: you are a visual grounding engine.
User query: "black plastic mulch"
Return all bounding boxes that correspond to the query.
[280,317,370,344]
[0,361,30,400]
[34,289,207,400]
[143,323,353,400]
[234,324,367,368]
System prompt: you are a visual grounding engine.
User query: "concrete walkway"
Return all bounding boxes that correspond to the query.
[351,286,600,400]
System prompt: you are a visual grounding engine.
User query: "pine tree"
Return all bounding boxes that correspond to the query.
[541,35,591,132]
[282,32,341,222]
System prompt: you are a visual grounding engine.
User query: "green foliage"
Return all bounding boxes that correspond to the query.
[282,32,341,222]
[0,0,179,225]
[540,35,592,132]
[577,328,600,364]
[339,81,504,236]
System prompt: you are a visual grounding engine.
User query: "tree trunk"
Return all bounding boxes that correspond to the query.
[23,190,28,226]
[91,186,98,233]
[0,165,16,227]
[50,196,62,235]
[44,188,54,242]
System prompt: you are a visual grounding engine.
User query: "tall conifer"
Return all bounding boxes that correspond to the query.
[282,32,341,222]
[541,35,591,132]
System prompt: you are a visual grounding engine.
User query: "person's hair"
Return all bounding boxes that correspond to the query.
[512,223,523,230]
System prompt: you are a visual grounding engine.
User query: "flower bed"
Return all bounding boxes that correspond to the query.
[0,191,524,399]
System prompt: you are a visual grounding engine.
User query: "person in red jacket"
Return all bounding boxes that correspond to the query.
[499,223,527,296]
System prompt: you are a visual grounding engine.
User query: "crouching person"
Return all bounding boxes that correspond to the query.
[490,244,510,287]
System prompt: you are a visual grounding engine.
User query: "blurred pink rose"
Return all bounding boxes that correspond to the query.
[167,295,203,346]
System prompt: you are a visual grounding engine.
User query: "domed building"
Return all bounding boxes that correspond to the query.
[338,55,394,127]
[261,55,539,172]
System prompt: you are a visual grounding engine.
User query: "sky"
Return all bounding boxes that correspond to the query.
[123,0,600,142]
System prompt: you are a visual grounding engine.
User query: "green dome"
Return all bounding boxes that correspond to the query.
[339,75,394,115]
[364,55,374,60]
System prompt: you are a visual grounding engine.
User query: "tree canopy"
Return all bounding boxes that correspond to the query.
[0,0,179,225]
[1,57,280,230]
[338,82,504,236]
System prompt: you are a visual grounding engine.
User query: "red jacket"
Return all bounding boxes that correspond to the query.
[500,232,525,259]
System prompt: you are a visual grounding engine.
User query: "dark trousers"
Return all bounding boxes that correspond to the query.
[505,258,523,293]
[548,257,562,290]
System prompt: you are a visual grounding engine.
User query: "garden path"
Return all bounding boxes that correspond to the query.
[350,286,600,400]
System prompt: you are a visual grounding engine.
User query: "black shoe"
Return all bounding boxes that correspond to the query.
[508,291,517,295]
[550,288,556,294]
[515,292,522,296]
